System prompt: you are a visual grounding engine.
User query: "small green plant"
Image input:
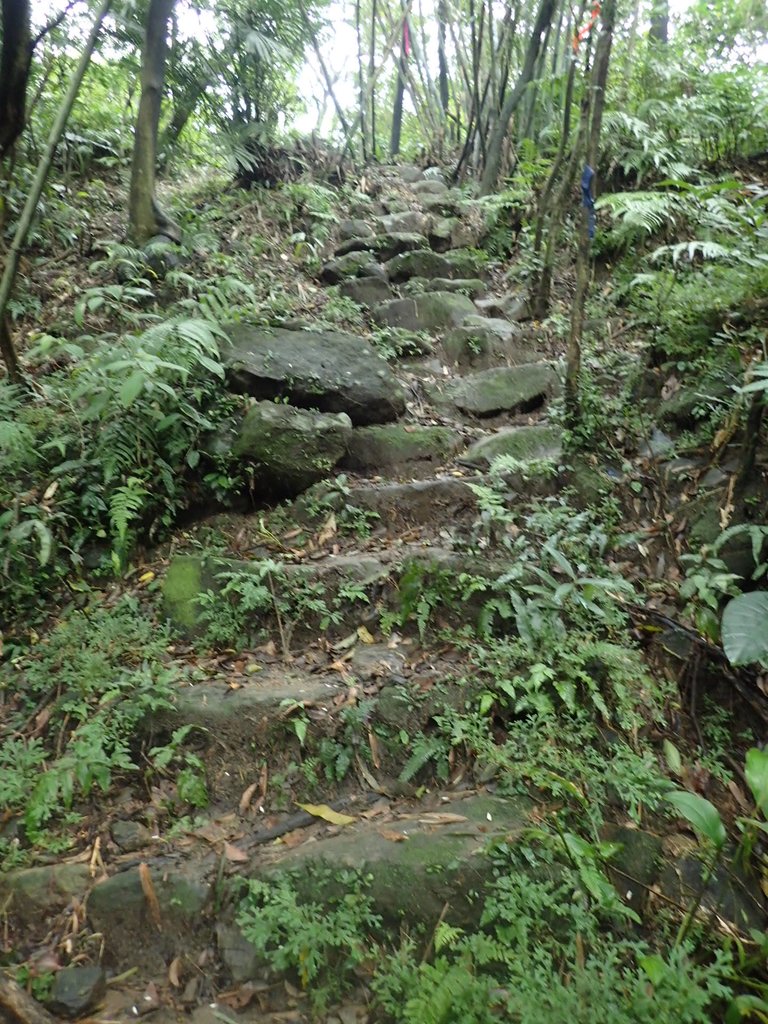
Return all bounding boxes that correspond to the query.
[236,866,382,1013]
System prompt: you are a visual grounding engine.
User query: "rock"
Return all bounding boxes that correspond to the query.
[111,820,152,853]
[144,234,180,276]
[462,314,520,342]
[406,277,486,298]
[428,216,460,252]
[334,231,429,261]
[320,251,386,284]
[249,794,531,928]
[217,922,263,984]
[659,847,765,932]
[339,276,394,308]
[411,179,448,196]
[0,864,90,920]
[347,193,375,218]
[638,427,675,458]
[372,292,476,332]
[349,478,479,524]
[396,164,425,183]
[341,424,462,472]
[224,326,406,425]
[338,219,373,240]
[432,363,560,416]
[381,195,408,214]
[419,191,463,216]
[88,865,211,964]
[603,825,663,917]
[462,424,563,467]
[386,249,459,283]
[475,291,530,322]
[442,325,536,371]
[444,248,488,278]
[230,401,352,495]
[49,967,106,1018]
[376,211,429,235]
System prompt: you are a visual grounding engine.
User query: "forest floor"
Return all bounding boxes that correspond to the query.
[1,158,767,1024]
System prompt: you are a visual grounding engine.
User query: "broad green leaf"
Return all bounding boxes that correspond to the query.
[666,790,726,849]
[745,747,768,818]
[721,593,768,666]
[726,994,768,1024]
[639,954,667,986]
[119,371,146,407]
[663,739,683,777]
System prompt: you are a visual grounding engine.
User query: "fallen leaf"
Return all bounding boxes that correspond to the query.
[224,842,249,863]
[416,813,468,825]
[279,828,307,848]
[139,863,162,930]
[138,570,155,585]
[357,625,376,644]
[296,802,355,826]
[368,729,381,769]
[317,512,337,545]
[168,956,184,988]
[239,782,259,815]
[379,829,408,842]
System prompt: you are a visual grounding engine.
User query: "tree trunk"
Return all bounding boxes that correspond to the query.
[565,0,616,432]
[479,0,556,194]
[355,0,367,161]
[390,14,408,157]
[0,0,32,159]
[437,0,449,114]
[0,0,112,381]
[369,0,378,158]
[649,0,669,44]
[128,0,179,245]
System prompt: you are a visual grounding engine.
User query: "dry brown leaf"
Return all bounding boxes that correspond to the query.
[357,625,376,644]
[168,956,184,988]
[139,862,162,931]
[317,512,337,545]
[239,781,259,815]
[368,729,381,769]
[224,842,249,863]
[379,829,408,842]
[279,828,307,848]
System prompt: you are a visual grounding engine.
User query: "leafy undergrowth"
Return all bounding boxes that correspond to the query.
[1,166,768,1023]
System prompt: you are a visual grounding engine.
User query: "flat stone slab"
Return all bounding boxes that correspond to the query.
[386,250,459,283]
[442,325,537,371]
[462,423,563,466]
[248,793,531,928]
[319,251,386,284]
[351,477,480,523]
[226,401,352,495]
[335,231,429,261]
[224,326,406,425]
[341,424,462,472]
[405,277,486,298]
[372,291,476,332]
[431,363,560,416]
[339,276,394,308]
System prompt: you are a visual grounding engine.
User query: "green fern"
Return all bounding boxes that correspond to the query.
[108,477,149,571]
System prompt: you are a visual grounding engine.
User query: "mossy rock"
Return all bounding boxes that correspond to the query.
[233,401,352,495]
[385,249,460,283]
[372,291,476,332]
[242,794,531,931]
[463,424,563,467]
[341,424,462,472]
[432,363,559,416]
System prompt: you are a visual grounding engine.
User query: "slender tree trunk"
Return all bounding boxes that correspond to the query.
[369,0,378,158]
[0,0,32,159]
[437,0,449,115]
[479,0,556,194]
[649,0,669,44]
[0,0,112,381]
[390,12,408,157]
[128,0,179,244]
[355,0,368,161]
[565,0,616,431]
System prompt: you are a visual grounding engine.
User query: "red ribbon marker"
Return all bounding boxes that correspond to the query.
[573,2,601,50]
